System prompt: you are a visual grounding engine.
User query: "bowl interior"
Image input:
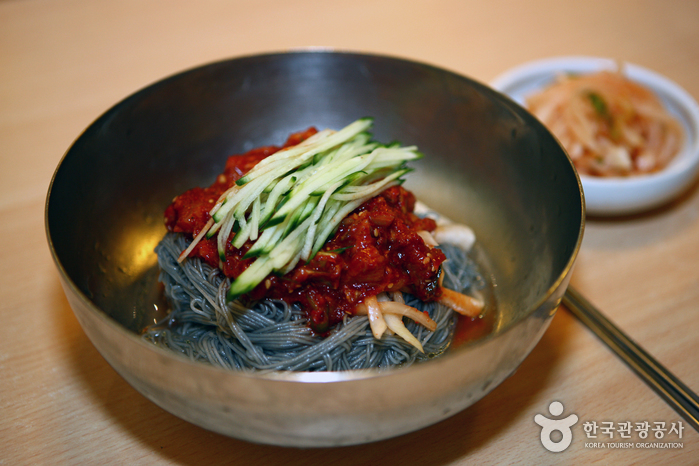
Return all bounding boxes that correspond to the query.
[48,51,582,342]
[46,51,584,445]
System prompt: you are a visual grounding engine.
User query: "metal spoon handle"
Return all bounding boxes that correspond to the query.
[563,285,699,432]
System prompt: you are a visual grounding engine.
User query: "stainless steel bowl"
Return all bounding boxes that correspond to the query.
[46,51,584,447]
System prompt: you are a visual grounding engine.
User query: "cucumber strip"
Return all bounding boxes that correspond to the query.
[321,134,375,166]
[309,177,404,258]
[344,167,396,187]
[227,255,275,300]
[203,185,240,239]
[207,218,222,238]
[233,191,267,248]
[337,138,379,159]
[235,129,334,184]
[308,198,357,259]
[211,183,248,223]
[217,210,238,260]
[232,217,255,249]
[275,160,327,198]
[364,155,420,171]
[300,181,344,261]
[280,248,304,275]
[311,170,365,195]
[331,169,410,201]
[237,119,372,184]
[242,127,335,169]
[268,153,376,224]
[243,222,284,259]
[332,179,404,203]
[220,160,306,226]
[258,174,295,226]
[249,196,261,241]
[269,215,315,269]
[236,216,309,297]
[216,169,284,223]
[309,196,368,260]
[295,195,320,226]
[281,195,319,238]
[334,166,407,192]
[256,211,297,257]
[216,155,308,223]
[271,241,300,271]
[313,144,341,166]
[205,192,241,240]
[217,120,374,225]
[200,117,425,300]
[363,147,422,167]
[260,222,289,255]
[234,207,248,234]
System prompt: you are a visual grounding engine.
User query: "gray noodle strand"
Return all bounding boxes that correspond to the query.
[143,232,484,372]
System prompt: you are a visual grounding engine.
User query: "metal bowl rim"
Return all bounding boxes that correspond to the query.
[45,49,586,384]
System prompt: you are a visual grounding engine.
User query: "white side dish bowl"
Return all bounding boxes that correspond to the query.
[492,56,699,216]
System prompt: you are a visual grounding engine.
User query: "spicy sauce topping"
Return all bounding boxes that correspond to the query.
[164,129,445,333]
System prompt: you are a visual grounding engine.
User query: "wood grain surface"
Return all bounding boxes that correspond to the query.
[1,1,697,464]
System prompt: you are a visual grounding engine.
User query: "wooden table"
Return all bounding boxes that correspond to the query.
[2,0,697,464]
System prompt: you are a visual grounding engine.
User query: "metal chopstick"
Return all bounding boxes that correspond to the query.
[562,285,699,432]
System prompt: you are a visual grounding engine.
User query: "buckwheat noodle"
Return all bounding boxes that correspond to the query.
[143,232,485,372]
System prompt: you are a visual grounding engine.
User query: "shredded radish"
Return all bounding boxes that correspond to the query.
[417,230,438,247]
[364,295,387,339]
[177,217,214,263]
[526,68,684,177]
[413,200,453,226]
[433,224,476,251]
[390,291,405,304]
[384,313,424,353]
[355,293,436,345]
[379,301,437,332]
[438,287,484,317]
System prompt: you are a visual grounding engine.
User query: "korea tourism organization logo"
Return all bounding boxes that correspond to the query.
[535,401,579,452]
[534,401,685,452]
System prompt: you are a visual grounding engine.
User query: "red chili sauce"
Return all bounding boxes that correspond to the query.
[164,129,445,334]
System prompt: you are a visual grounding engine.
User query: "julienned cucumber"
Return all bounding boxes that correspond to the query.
[203,118,422,301]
